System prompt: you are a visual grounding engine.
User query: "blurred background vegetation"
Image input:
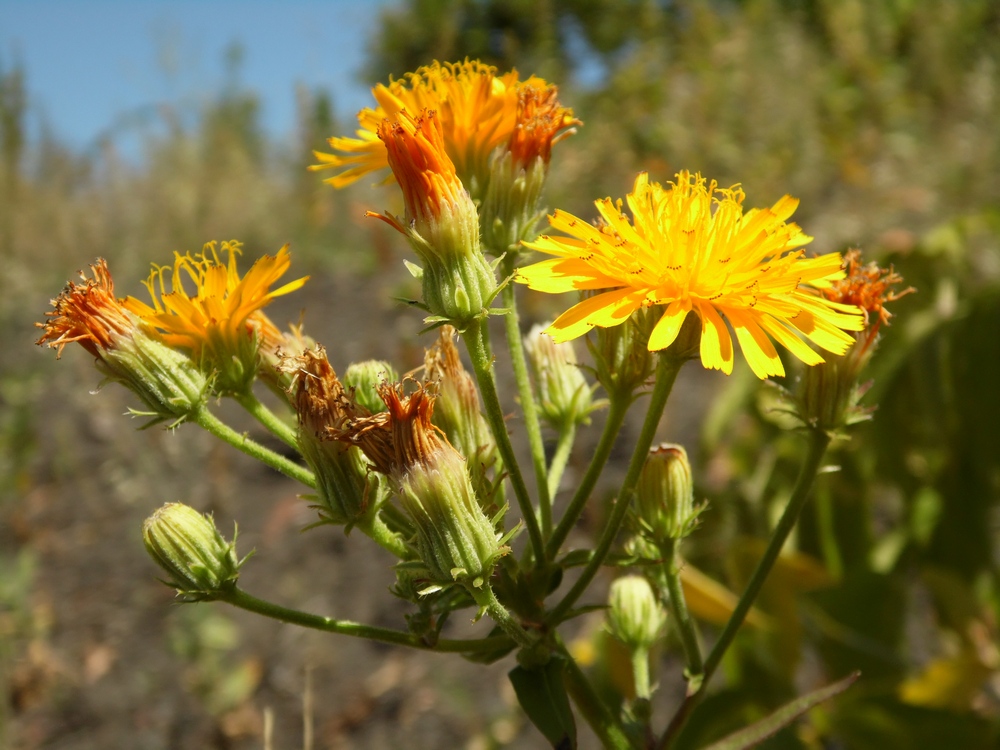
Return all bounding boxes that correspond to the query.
[2,0,999,747]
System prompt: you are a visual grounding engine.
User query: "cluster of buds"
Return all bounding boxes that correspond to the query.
[332,383,511,592]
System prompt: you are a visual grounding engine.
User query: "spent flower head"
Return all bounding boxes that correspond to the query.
[517,172,866,379]
[797,250,914,432]
[280,346,381,526]
[334,383,508,590]
[311,59,574,199]
[36,259,208,424]
[124,241,309,395]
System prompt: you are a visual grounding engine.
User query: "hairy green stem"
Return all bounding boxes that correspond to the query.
[547,394,629,559]
[462,318,546,566]
[548,354,682,624]
[355,513,411,560]
[470,583,536,649]
[547,422,577,501]
[220,587,512,654]
[194,407,316,489]
[557,638,635,749]
[658,427,832,749]
[235,391,299,451]
[500,262,552,541]
[662,541,704,679]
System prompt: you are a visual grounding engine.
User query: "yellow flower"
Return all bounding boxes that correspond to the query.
[517,172,865,379]
[124,241,308,392]
[311,59,572,193]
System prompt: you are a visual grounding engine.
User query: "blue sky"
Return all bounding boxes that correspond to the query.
[0,0,392,153]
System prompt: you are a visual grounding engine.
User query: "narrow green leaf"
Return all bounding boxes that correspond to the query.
[701,672,860,750]
[509,657,578,749]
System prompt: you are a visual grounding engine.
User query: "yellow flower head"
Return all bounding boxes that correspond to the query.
[124,241,309,392]
[311,59,573,193]
[517,172,866,379]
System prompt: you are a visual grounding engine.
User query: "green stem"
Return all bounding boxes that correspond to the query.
[462,319,546,566]
[632,647,652,701]
[356,513,411,560]
[470,584,536,649]
[556,638,635,750]
[657,427,832,749]
[662,541,704,679]
[235,391,299,451]
[547,422,577,501]
[220,587,512,654]
[500,262,552,541]
[548,354,682,625]
[547,394,629,559]
[194,407,316,489]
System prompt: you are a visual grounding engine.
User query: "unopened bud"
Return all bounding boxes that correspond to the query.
[586,303,657,396]
[525,324,595,429]
[635,444,702,544]
[607,575,667,652]
[344,360,399,414]
[142,503,243,601]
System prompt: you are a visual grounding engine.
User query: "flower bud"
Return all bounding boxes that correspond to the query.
[606,575,667,653]
[36,259,209,424]
[344,360,399,414]
[635,444,703,544]
[586,302,657,397]
[142,503,243,601]
[525,324,596,429]
[424,326,501,505]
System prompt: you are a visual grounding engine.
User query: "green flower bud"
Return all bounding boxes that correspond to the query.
[525,324,596,429]
[635,444,703,544]
[142,503,243,601]
[344,360,399,414]
[480,150,548,258]
[399,448,507,590]
[607,575,668,652]
[586,303,657,397]
[424,327,501,508]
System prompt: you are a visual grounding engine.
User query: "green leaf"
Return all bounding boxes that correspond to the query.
[701,672,860,750]
[509,657,578,749]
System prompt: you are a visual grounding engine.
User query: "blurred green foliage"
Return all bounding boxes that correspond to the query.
[3,0,999,747]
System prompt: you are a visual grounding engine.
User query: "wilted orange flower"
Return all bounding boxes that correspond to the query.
[36,259,138,358]
[124,241,308,367]
[507,84,580,169]
[311,59,574,192]
[517,172,866,379]
[822,249,914,350]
